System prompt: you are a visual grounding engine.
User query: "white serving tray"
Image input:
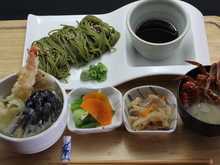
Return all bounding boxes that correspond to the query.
[23,1,210,90]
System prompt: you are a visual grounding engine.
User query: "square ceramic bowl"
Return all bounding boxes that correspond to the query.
[123,85,178,135]
[67,86,123,134]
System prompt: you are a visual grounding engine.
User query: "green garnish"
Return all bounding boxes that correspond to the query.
[80,62,108,82]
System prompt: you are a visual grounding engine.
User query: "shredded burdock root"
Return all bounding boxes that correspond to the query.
[128,94,174,131]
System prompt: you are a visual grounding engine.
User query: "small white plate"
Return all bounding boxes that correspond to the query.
[23,1,210,90]
[123,85,178,135]
[67,86,123,134]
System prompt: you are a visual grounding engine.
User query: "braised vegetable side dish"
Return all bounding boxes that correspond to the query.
[71,92,114,128]
[0,45,63,138]
[128,94,174,131]
[32,15,120,82]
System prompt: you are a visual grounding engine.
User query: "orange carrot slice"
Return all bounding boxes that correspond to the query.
[83,92,112,111]
[80,98,113,126]
[140,103,155,117]
[141,96,166,117]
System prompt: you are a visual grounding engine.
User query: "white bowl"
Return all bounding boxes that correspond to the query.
[126,0,190,60]
[123,85,178,135]
[0,73,67,154]
[67,86,123,134]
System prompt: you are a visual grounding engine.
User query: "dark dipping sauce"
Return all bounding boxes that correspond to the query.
[135,18,179,43]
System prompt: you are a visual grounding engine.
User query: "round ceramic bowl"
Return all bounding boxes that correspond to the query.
[123,85,178,135]
[177,65,220,136]
[0,73,67,154]
[126,0,190,60]
[67,86,123,134]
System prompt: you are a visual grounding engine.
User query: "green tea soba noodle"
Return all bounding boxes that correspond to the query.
[78,15,120,53]
[32,15,120,82]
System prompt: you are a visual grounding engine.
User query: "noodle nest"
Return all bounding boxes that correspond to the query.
[32,15,120,82]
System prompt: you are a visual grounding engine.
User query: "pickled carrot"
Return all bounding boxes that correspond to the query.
[83,92,112,111]
[80,98,113,126]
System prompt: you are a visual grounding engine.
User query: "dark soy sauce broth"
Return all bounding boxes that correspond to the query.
[135,18,178,43]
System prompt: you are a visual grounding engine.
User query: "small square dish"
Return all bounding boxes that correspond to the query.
[123,85,178,135]
[67,86,123,134]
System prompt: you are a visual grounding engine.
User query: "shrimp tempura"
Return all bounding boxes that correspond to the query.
[7,45,39,102]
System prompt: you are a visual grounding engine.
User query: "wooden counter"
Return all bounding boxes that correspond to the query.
[0,16,220,165]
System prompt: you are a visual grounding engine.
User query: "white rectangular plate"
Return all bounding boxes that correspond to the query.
[23,1,210,90]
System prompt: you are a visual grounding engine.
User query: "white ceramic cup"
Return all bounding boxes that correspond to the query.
[126,0,191,60]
